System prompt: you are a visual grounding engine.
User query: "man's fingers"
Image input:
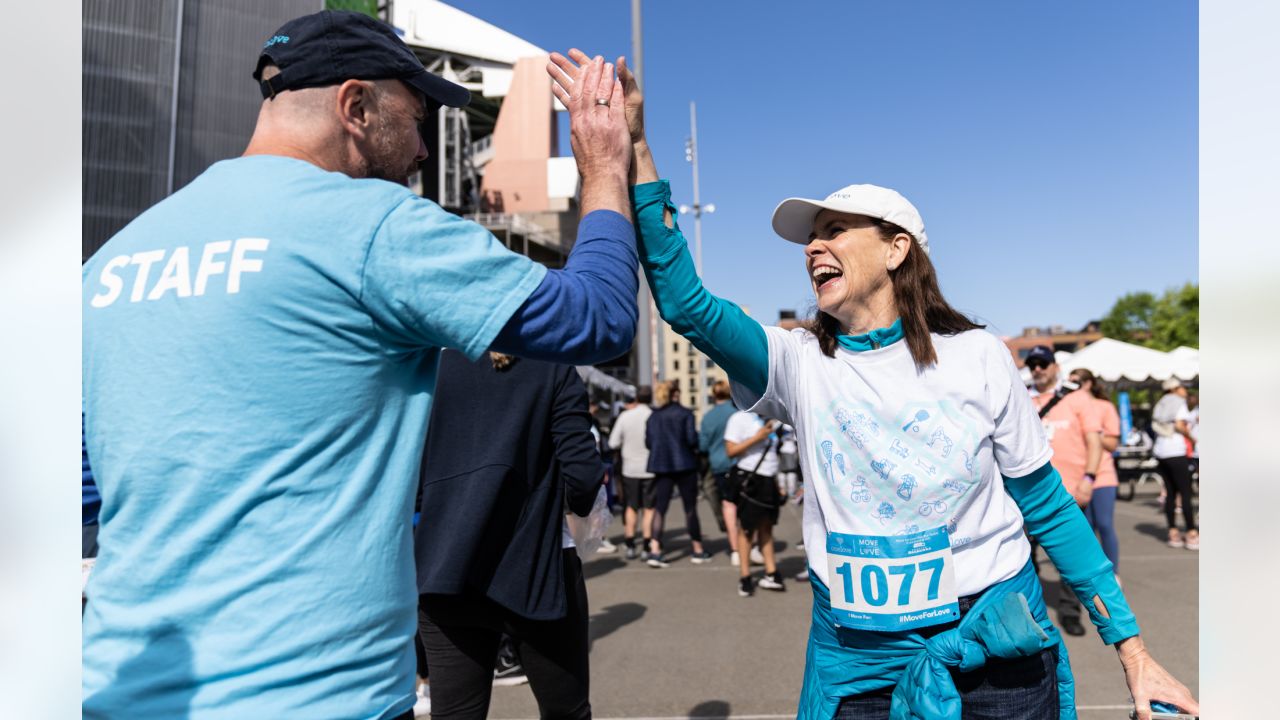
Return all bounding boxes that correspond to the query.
[549,52,580,79]
[546,61,575,94]
[581,55,604,107]
[567,48,592,66]
[595,63,615,105]
[550,82,571,108]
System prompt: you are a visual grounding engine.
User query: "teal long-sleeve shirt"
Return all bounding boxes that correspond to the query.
[631,179,1138,646]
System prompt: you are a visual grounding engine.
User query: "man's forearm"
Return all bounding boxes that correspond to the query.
[488,210,638,363]
[580,167,631,222]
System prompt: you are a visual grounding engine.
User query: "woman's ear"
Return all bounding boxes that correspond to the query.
[886,232,913,271]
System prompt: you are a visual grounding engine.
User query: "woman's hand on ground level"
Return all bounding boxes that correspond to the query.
[1116,636,1199,720]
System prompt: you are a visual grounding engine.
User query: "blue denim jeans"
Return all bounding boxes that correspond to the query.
[833,593,1060,720]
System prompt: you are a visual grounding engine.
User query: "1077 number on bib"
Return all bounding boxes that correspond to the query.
[825,526,959,632]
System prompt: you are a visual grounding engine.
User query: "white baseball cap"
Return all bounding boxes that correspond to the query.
[770,184,929,254]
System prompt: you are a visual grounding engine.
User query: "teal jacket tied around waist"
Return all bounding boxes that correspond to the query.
[803,559,1073,720]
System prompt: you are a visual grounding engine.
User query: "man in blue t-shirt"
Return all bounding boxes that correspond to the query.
[82,11,637,720]
[698,380,739,558]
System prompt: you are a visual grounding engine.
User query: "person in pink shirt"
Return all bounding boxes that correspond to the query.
[1026,345,1104,637]
[1069,369,1122,575]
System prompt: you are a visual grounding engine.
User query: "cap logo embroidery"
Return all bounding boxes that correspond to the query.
[263,35,290,48]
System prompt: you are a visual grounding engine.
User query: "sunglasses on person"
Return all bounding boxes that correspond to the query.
[1025,359,1051,371]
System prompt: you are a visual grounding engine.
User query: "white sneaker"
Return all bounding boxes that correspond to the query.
[413,684,431,717]
[596,538,618,554]
[730,551,741,566]
[749,547,765,565]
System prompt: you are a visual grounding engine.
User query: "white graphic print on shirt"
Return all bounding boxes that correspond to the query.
[731,326,1053,596]
[813,395,982,547]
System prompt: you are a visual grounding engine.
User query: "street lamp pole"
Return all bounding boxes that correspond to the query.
[681,101,715,414]
[630,0,657,391]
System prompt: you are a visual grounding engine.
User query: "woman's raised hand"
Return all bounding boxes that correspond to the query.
[615,55,645,145]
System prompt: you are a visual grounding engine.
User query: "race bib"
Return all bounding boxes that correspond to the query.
[825,526,959,632]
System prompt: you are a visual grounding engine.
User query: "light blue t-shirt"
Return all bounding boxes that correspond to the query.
[81,156,545,719]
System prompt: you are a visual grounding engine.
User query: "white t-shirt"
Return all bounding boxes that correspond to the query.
[724,411,780,477]
[731,327,1052,597]
[608,405,654,478]
[1152,394,1191,459]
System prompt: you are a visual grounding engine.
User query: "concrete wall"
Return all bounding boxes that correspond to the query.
[480,56,557,214]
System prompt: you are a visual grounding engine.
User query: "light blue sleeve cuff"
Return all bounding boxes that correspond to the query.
[1004,462,1141,644]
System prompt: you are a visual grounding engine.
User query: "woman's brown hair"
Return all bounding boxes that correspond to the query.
[1070,368,1108,400]
[804,218,983,371]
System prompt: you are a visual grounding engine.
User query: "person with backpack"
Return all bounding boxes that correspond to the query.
[723,411,787,597]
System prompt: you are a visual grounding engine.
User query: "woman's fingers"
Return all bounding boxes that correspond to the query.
[608,78,624,120]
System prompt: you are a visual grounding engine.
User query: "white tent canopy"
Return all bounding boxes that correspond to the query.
[1058,338,1198,383]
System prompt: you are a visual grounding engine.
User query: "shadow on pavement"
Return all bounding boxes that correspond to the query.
[589,601,646,650]
[583,556,626,581]
[687,699,731,718]
[1134,522,1174,542]
[775,555,808,578]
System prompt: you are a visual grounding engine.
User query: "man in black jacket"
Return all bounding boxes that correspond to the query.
[414,350,602,719]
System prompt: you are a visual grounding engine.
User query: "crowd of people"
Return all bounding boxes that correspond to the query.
[598,378,799,591]
[79,9,1199,720]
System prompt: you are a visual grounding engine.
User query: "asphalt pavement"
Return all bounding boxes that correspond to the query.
[486,484,1198,719]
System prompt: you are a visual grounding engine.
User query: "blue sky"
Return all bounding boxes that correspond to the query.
[447,0,1197,337]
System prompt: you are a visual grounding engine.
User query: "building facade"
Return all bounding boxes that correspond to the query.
[1003,321,1103,367]
[83,0,321,261]
[658,322,729,423]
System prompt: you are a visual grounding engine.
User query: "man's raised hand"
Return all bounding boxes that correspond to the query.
[547,51,629,191]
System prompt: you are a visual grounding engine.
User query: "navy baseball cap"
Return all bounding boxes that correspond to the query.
[1024,345,1055,365]
[252,10,470,109]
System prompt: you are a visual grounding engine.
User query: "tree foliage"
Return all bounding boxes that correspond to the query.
[1100,284,1197,350]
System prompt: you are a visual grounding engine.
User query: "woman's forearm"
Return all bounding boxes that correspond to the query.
[631,180,769,395]
[1005,462,1139,644]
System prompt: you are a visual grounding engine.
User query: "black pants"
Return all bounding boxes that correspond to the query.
[1158,456,1197,532]
[651,471,701,549]
[836,593,1059,719]
[418,550,591,719]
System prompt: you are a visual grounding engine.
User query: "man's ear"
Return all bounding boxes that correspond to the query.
[335,79,375,141]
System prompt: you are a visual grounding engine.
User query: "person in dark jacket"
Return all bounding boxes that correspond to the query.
[415,350,603,720]
[643,381,711,567]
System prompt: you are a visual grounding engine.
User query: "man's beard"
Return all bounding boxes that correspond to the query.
[362,117,418,185]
